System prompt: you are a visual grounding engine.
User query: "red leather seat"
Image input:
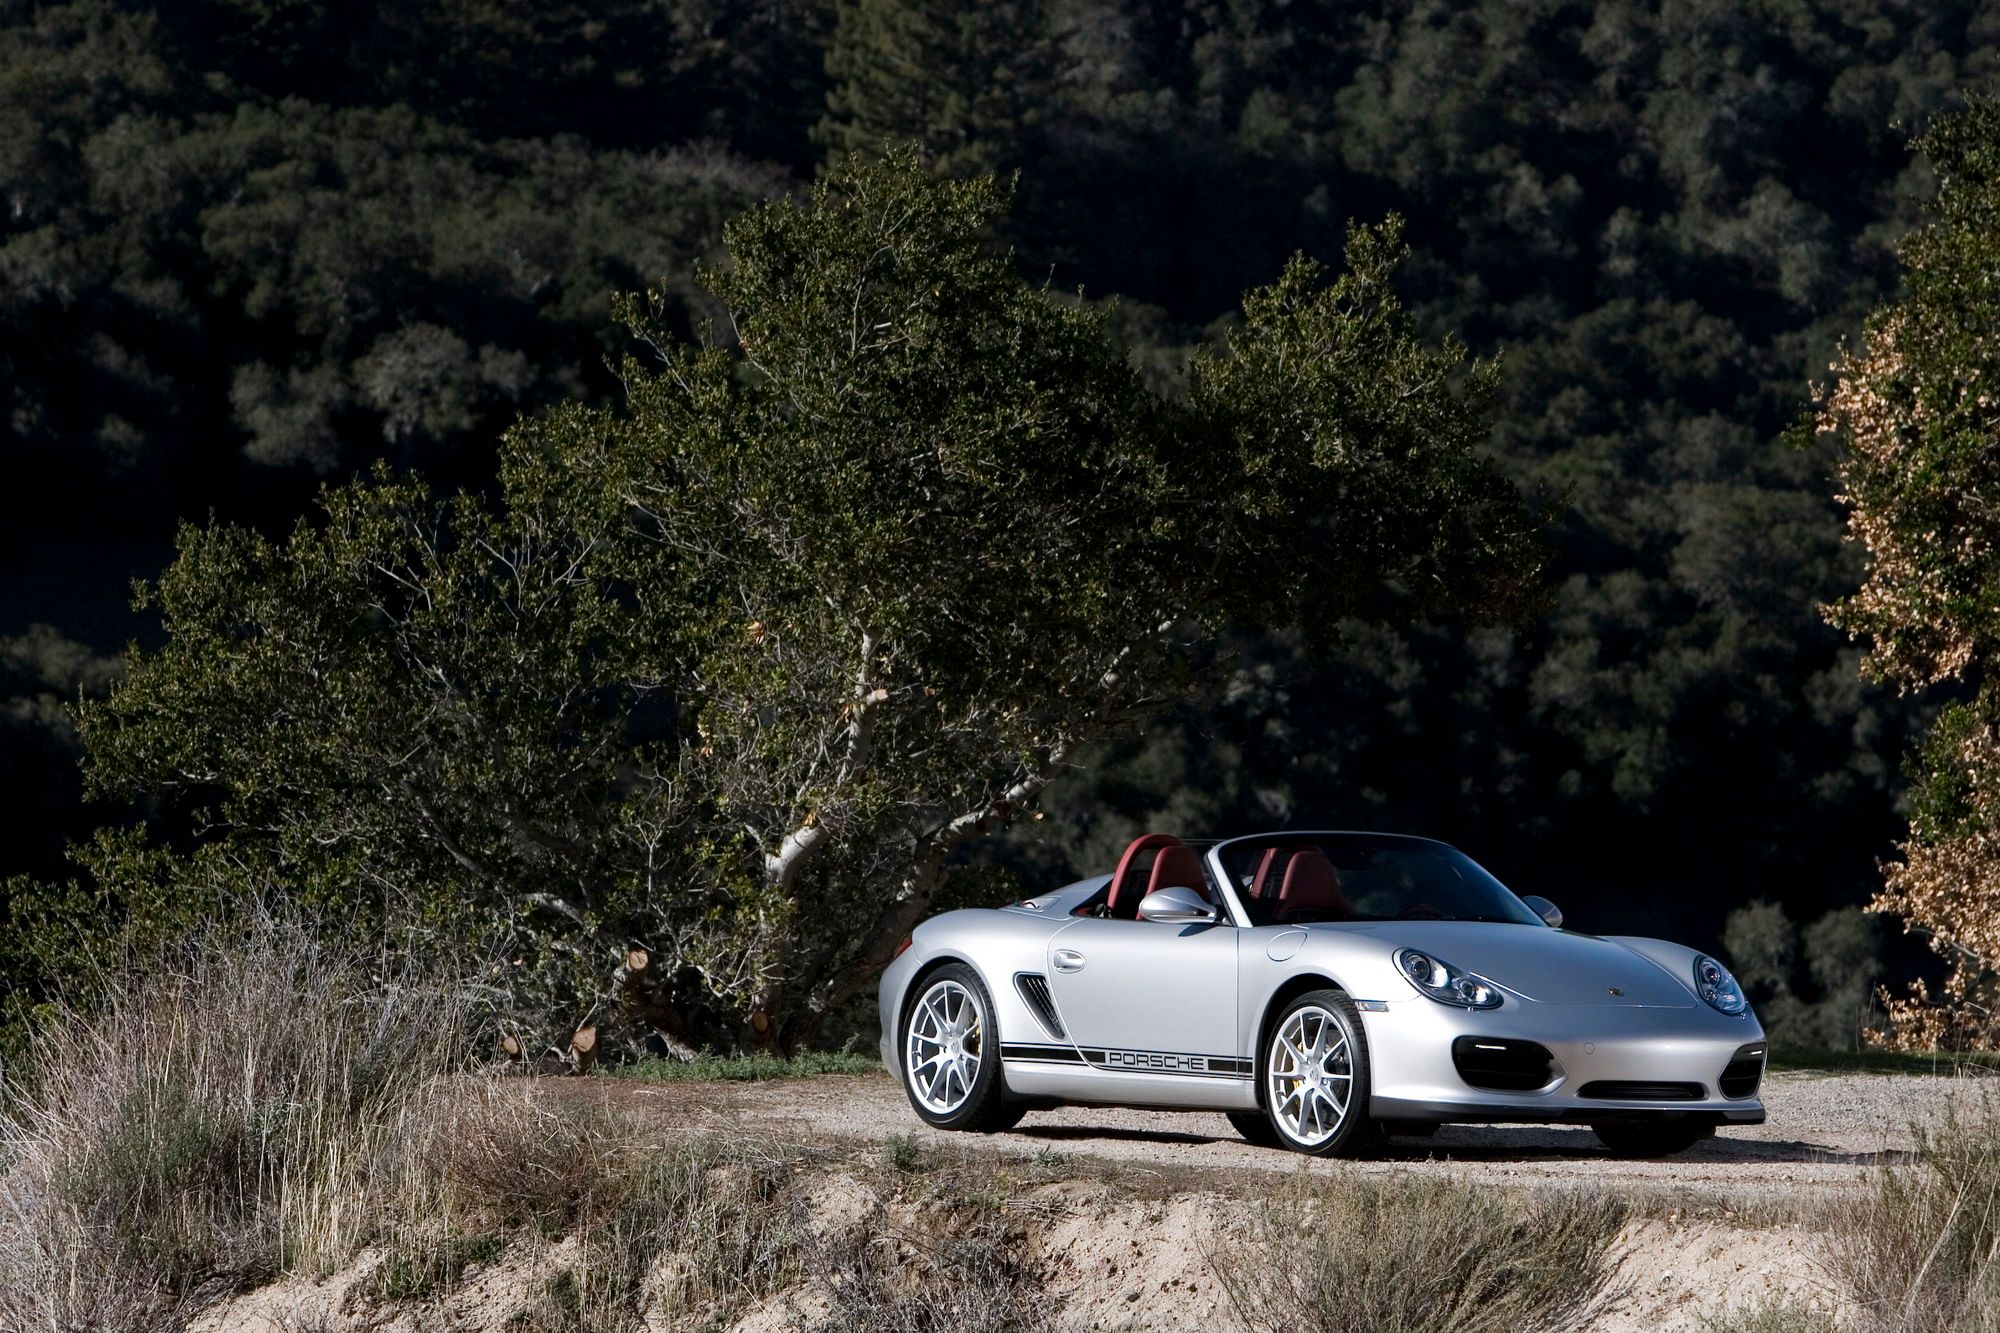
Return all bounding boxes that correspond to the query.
[1138,845,1211,919]
[1251,847,1283,901]
[1275,847,1351,921]
[1105,834,1209,919]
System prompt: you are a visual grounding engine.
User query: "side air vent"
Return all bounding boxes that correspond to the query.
[1015,973,1065,1040]
[1451,1036,1556,1092]
[1578,1080,1703,1101]
[1719,1042,1768,1099]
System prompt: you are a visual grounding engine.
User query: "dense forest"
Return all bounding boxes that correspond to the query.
[6,0,1999,1042]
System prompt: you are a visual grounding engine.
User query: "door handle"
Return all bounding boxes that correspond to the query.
[1052,949,1086,973]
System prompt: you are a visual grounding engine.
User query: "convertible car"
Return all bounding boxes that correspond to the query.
[878,831,1766,1157]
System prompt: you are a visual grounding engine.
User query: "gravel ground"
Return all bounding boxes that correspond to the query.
[588,1068,1994,1202]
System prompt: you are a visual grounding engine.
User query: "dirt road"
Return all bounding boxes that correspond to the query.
[590,1067,1987,1202]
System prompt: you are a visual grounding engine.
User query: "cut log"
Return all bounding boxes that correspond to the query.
[569,1024,599,1075]
[625,947,650,973]
[501,1033,524,1061]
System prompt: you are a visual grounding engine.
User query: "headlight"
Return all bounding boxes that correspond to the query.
[1693,954,1747,1015]
[1396,948,1503,1009]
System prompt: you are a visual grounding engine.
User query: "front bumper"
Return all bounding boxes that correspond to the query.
[1360,995,1767,1126]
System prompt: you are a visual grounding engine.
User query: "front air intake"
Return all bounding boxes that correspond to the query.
[1014,973,1065,1040]
[1719,1042,1767,1099]
[1451,1036,1556,1091]
[1578,1080,1703,1101]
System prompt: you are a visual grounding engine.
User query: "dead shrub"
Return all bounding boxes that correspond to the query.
[810,1196,1052,1333]
[428,1087,628,1232]
[473,1111,807,1332]
[1213,1169,1626,1333]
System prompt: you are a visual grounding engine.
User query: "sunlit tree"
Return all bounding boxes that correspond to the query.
[1822,98,2000,1047]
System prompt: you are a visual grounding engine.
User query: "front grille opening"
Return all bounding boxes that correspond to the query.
[1719,1042,1767,1099]
[1579,1080,1704,1101]
[1452,1036,1556,1091]
[1014,973,1065,1040]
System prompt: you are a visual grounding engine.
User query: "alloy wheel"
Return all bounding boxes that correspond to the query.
[905,977,984,1114]
[1267,1003,1354,1147]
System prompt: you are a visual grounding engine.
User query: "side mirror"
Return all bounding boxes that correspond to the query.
[1522,895,1563,929]
[1136,885,1218,925]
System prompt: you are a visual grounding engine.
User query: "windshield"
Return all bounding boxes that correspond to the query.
[1217,834,1543,927]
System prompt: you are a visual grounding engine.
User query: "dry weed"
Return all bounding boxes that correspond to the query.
[1212,1168,1626,1333]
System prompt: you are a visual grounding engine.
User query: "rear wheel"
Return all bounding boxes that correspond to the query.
[899,964,1022,1133]
[1259,989,1376,1156]
[1592,1120,1713,1157]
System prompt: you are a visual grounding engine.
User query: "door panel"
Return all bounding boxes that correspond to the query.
[1044,918,1239,1069]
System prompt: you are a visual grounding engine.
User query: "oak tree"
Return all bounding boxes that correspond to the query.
[74,149,1543,1052]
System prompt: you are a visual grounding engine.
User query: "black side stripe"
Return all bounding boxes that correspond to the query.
[1001,1042,1252,1079]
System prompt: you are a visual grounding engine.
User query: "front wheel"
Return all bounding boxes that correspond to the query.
[1592,1120,1713,1157]
[1259,989,1376,1156]
[899,964,1021,1133]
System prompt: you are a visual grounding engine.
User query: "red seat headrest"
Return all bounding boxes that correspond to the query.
[1106,833,1187,918]
[1146,845,1210,902]
[1277,848,1350,921]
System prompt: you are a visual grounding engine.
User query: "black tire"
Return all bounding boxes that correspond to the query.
[1592,1120,1713,1157]
[1227,1109,1280,1147]
[897,963,1019,1133]
[1257,989,1378,1157]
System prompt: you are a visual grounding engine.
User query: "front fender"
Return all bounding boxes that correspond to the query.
[1234,927,1409,1062]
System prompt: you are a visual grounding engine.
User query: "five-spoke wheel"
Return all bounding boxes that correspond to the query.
[1260,989,1374,1155]
[898,963,1023,1132]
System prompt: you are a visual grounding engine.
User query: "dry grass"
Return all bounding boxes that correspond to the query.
[787,1136,1064,1333]
[1826,1093,2000,1332]
[811,1202,1053,1333]
[427,1084,808,1330]
[514,1145,806,1331]
[1697,1295,1841,1333]
[0,915,834,1332]
[2,922,1764,1333]
[1212,1169,1627,1333]
[428,1089,631,1232]
[0,919,467,1333]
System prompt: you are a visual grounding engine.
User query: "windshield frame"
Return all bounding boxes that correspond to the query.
[1204,831,1545,928]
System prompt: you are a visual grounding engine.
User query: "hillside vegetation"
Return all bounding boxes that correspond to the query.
[5,1,2000,1045]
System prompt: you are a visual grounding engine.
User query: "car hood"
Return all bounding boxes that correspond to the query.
[1317,921,1697,1008]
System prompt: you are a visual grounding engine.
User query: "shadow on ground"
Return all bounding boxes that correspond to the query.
[1013,1119,1902,1166]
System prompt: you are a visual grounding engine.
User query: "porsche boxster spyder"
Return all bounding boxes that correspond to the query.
[877,831,1767,1156]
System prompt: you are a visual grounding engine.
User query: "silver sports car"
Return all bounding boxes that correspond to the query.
[878,831,1767,1156]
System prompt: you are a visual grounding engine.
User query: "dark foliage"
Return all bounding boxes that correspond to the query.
[4,0,1994,1025]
